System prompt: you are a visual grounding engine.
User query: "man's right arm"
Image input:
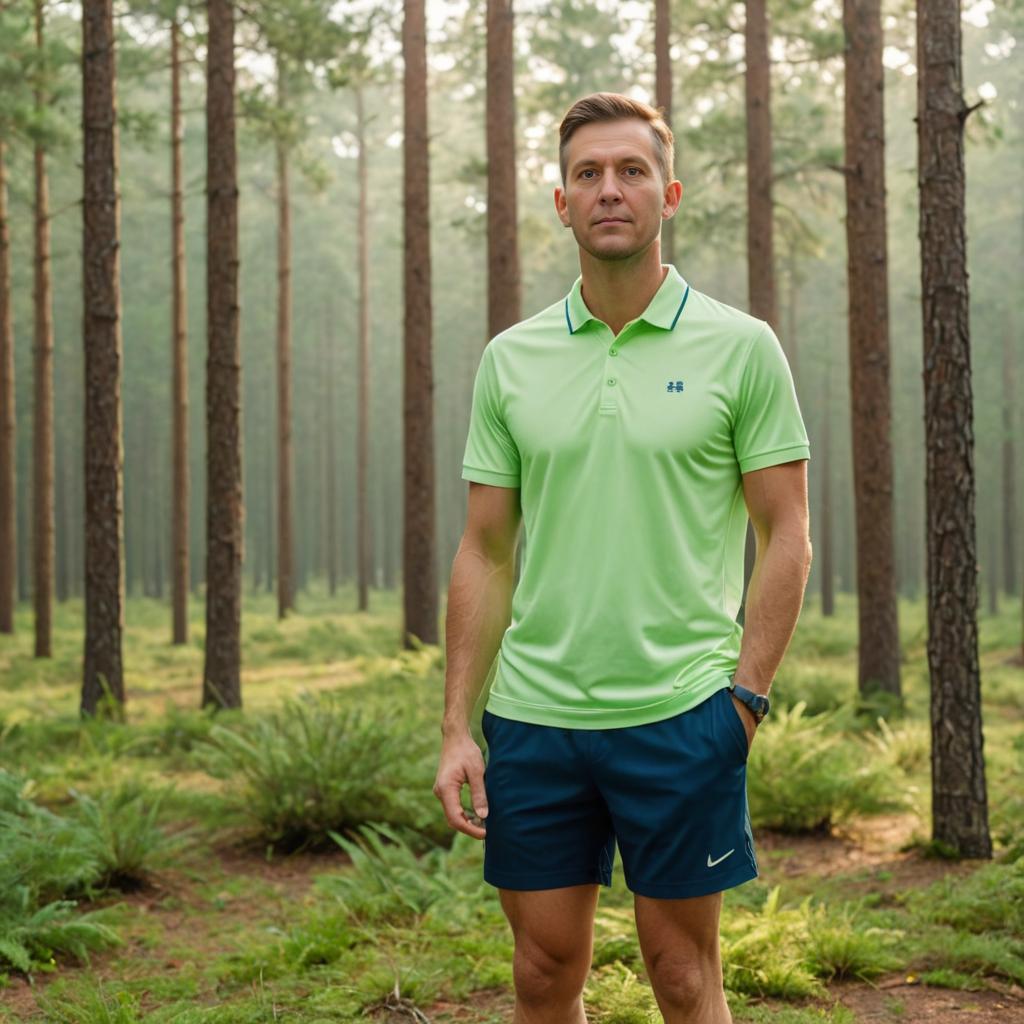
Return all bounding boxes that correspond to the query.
[433,481,521,839]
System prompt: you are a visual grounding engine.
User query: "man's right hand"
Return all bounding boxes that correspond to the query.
[433,731,489,840]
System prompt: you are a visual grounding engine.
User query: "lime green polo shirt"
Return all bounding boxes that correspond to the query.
[461,263,810,729]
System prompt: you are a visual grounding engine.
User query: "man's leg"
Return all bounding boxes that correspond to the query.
[634,890,731,1024]
[499,884,599,1024]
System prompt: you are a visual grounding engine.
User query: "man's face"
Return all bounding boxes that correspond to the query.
[554,118,682,262]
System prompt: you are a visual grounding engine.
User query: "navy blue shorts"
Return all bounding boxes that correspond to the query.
[480,685,757,899]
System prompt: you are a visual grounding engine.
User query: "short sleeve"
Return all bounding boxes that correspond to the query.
[732,323,810,474]
[461,344,521,488]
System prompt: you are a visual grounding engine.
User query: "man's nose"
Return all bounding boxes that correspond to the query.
[598,171,623,202]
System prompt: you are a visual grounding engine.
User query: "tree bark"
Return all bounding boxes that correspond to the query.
[486,0,521,338]
[0,140,15,633]
[744,0,776,328]
[917,0,990,858]
[654,0,673,264]
[356,84,371,612]
[81,0,126,716]
[325,306,337,597]
[171,16,189,644]
[843,0,901,699]
[740,0,777,618]
[33,0,54,660]
[275,68,293,619]
[202,0,242,710]
[402,0,439,647]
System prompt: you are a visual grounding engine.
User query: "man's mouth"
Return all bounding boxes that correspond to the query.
[596,218,628,225]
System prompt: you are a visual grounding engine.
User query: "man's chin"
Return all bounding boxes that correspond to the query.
[581,240,648,262]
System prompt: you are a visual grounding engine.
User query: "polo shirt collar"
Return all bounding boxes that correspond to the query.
[564,263,691,335]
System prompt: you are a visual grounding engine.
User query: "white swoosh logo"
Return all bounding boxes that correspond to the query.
[707,849,735,868]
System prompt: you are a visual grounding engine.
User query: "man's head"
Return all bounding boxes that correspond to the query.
[554,92,683,263]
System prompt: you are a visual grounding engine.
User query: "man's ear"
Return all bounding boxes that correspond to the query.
[554,186,570,227]
[662,179,683,220]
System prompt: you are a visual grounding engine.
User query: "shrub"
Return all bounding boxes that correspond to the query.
[199,692,439,849]
[720,887,824,999]
[747,702,909,832]
[0,888,121,974]
[68,781,192,890]
[318,824,487,927]
[0,771,123,973]
[903,855,1024,936]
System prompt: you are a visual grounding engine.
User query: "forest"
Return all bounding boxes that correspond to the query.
[0,0,1022,1021]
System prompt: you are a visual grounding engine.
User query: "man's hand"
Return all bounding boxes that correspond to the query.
[433,731,489,840]
[730,693,759,754]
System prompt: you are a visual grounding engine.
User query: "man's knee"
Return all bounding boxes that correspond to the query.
[513,937,590,1005]
[646,952,718,1012]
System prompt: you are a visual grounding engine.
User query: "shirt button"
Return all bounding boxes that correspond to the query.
[607,378,616,386]
[609,348,618,356]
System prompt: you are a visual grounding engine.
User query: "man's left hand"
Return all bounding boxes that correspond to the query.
[730,692,759,754]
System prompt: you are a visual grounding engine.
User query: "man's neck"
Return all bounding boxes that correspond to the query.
[578,246,668,337]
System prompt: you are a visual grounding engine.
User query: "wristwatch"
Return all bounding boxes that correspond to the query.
[729,680,770,724]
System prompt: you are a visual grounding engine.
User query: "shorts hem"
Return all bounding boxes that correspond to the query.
[627,863,758,899]
[483,868,613,891]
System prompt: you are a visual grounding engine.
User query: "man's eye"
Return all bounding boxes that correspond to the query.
[625,167,642,176]
[581,169,596,179]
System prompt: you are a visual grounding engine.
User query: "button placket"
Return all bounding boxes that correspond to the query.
[599,329,620,415]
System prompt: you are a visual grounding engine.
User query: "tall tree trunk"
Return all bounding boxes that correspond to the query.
[917,0,990,858]
[202,0,242,710]
[275,104,293,619]
[265,350,274,596]
[820,361,835,617]
[844,0,901,699]
[171,15,189,644]
[81,0,126,716]
[654,0,673,264]
[0,139,15,634]
[355,84,371,612]
[325,306,337,597]
[1001,323,1017,598]
[740,0,777,620]
[486,0,521,338]
[402,0,439,648]
[744,0,776,329]
[33,0,54,659]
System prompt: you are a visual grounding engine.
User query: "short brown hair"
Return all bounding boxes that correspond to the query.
[558,92,675,187]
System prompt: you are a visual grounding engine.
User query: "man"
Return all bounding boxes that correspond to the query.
[433,92,811,1024]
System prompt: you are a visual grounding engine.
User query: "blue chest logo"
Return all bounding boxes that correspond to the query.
[666,380,685,393]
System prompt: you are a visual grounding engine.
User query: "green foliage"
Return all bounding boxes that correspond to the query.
[910,928,1024,985]
[0,886,121,975]
[916,967,986,990]
[747,702,910,832]
[804,905,903,981]
[0,773,105,905]
[199,692,439,848]
[584,961,660,1023]
[318,824,486,927]
[36,981,151,1023]
[0,772,123,973]
[721,888,825,998]
[904,855,1024,936]
[68,781,192,890]
[863,716,930,775]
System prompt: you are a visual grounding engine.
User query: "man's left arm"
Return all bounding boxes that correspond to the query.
[732,459,813,736]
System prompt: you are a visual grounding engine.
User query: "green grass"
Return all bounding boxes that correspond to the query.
[0,587,1022,1021]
